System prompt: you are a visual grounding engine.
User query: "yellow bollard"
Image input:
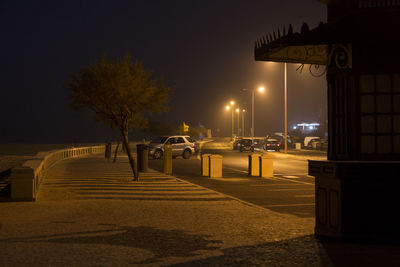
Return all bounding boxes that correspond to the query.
[260,153,273,178]
[248,153,261,176]
[209,154,223,178]
[163,144,172,175]
[201,154,211,176]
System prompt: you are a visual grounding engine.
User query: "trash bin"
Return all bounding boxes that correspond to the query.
[201,154,211,176]
[136,144,149,172]
[105,142,112,159]
[248,153,261,176]
[260,154,273,178]
[163,144,172,175]
[209,154,222,178]
[295,142,302,150]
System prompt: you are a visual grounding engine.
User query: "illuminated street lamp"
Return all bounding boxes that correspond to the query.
[225,101,235,138]
[243,86,265,140]
[242,109,246,136]
[253,87,264,139]
[236,108,240,136]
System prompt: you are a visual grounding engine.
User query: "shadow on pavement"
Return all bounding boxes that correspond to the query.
[2,223,400,265]
[1,225,222,265]
[171,235,400,266]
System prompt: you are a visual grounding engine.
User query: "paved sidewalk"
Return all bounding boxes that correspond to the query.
[1,155,399,266]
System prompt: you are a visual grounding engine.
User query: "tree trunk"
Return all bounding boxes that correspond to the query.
[121,131,138,181]
[113,142,120,163]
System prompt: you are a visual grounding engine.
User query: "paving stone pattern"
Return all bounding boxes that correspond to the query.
[1,155,397,266]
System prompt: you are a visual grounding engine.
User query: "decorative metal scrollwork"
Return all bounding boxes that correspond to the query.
[296,63,327,77]
[309,64,327,77]
[328,44,352,69]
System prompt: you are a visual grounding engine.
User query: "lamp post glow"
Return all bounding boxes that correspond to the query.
[226,101,235,138]
[251,86,265,139]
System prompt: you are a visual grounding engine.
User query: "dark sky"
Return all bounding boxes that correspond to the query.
[1,0,327,143]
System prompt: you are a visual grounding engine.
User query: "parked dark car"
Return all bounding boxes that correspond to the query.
[239,139,254,152]
[266,134,291,149]
[264,138,281,152]
[252,138,266,151]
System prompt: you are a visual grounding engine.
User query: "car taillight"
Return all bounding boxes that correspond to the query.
[277,144,280,146]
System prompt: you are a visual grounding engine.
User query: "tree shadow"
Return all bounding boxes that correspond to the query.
[1,225,222,264]
[171,235,400,267]
[3,228,399,265]
[171,235,332,266]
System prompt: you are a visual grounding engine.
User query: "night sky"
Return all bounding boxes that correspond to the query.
[1,0,327,143]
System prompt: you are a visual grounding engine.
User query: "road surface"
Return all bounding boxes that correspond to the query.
[149,140,327,218]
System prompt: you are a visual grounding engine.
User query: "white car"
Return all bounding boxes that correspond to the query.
[148,135,196,159]
[304,136,320,147]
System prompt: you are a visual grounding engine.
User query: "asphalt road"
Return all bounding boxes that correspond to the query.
[148,143,326,219]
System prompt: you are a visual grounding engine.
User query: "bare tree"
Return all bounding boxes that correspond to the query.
[67,54,172,181]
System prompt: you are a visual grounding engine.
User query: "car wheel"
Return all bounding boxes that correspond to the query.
[153,149,163,159]
[182,149,192,159]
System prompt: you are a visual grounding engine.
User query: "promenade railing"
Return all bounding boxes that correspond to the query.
[10,145,105,201]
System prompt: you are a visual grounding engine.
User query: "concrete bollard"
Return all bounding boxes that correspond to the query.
[163,144,172,175]
[260,154,274,178]
[295,142,302,150]
[248,153,261,176]
[201,154,211,176]
[209,154,223,178]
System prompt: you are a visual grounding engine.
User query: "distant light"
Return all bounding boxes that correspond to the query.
[293,126,297,130]
[296,122,320,127]
[242,109,246,112]
[309,126,314,130]
[230,100,235,106]
[226,105,230,110]
[258,86,265,93]
[236,108,239,113]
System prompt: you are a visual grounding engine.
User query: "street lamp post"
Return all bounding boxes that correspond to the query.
[242,109,245,137]
[226,100,235,139]
[252,90,254,139]
[236,108,240,137]
[284,63,287,153]
[250,86,264,140]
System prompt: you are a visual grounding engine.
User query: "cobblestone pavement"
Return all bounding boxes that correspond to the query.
[1,155,399,266]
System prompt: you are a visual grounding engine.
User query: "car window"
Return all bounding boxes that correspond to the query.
[166,138,176,144]
[243,139,252,145]
[151,136,168,144]
[176,137,185,143]
[185,137,195,143]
